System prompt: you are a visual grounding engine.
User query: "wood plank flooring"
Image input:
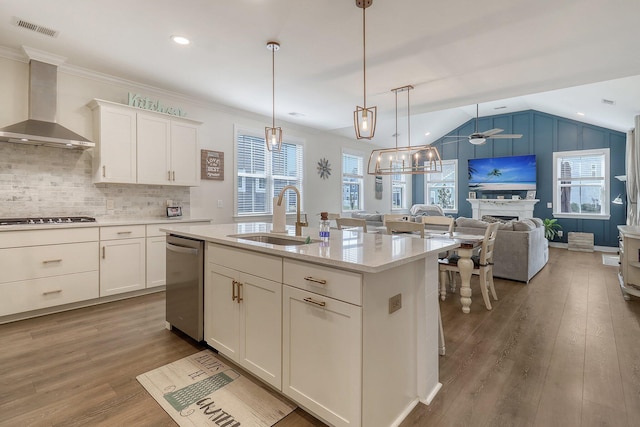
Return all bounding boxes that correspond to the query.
[1,247,639,426]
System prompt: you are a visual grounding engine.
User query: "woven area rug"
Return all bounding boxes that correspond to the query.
[602,254,619,266]
[137,350,295,427]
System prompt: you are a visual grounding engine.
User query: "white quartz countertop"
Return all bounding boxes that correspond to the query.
[0,217,210,232]
[161,222,459,273]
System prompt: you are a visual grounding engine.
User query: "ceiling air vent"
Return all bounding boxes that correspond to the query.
[494,106,507,110]
[602,99,616,106]
[13,17,59,38]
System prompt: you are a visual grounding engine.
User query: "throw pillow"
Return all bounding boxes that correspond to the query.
[513,219,536,231]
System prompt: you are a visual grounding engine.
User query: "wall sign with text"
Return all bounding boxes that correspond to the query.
[201,150,224,181]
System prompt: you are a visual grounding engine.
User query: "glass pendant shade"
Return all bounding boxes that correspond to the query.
[354,106,377,139]
[612,194,624,205]
[265,126,283,152]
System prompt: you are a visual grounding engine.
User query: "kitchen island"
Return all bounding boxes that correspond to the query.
[161,222,458,427]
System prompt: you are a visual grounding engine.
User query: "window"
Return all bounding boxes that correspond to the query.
[391,161,407,210]
[236,131,304,216]
[424,159,457,213]
[342,152,364,212]
[552,149,610,219]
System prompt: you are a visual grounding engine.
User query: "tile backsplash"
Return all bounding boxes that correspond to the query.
[0,143,190,219]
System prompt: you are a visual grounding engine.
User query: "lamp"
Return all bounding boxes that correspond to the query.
[367,85,442,175]
[612,194,624,205]
[469,136,487,145]
[353,0,377,140]
[265,41,282,152]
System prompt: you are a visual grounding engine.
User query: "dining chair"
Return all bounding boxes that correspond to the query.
[386,220,424,237]
[438,222,500,310]
[420,215,454,235]
[383,213,406,225]
[336,217,367,232]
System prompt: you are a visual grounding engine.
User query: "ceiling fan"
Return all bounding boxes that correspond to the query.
[444,104,523,145]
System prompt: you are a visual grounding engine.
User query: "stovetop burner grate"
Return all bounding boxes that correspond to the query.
[0,216,97,226]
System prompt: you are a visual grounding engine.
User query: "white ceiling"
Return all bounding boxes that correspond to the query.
[1,0,640,148]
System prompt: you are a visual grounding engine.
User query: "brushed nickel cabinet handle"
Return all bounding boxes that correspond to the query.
[304,276,327,285]
[42,290,62,296]
[168,171,171,181]
[42,259,62,264]
[102,165,106,177]
[102,246,106,259]
[303,297,326,307]
[117,231,132,235]
[172,171,176,181]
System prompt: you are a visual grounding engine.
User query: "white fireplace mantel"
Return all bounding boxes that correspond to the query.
[467,198,539,220]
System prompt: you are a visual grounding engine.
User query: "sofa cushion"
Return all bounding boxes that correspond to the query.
[513,219,536,231]
[529,217,543,228]
[351,212,383,223]
[410,204,444,216]
[455,217,488,229]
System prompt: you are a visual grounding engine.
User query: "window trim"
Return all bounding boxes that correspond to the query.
[424,159,458,214]
[234,126,305,218]
[391,161,407,211]
[552,148,610,220]
[342,149,365,213]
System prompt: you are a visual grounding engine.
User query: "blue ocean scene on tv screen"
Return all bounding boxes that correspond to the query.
[468,154,536,191]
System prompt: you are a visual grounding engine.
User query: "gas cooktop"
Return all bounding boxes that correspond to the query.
[0,216,96,226]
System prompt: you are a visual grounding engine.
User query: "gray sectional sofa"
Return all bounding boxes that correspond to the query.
[454,217,549,283]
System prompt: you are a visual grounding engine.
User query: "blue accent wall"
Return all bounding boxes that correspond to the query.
[413,110,626,247]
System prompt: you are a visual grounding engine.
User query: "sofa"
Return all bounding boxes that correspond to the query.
[454,216,549,283]
[350,204,445,228]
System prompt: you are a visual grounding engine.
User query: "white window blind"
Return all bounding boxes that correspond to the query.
[425,159,457,212]
[552,149,609,219]
[342,153,364,212]
[236,133,303,215]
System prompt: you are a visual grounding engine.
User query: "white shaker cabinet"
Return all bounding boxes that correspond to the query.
[282,259,362,427]
[205,243,283,389]
[88,100,137,184]
[88,99,201,186]
[99,225,146,297]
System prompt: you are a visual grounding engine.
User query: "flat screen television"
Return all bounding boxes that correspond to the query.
[468,154,536,191]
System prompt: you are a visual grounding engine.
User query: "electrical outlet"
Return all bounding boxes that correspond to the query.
[389,293,402,314]
[547,202,552,208]
[106,199,114,210]
[557,230,563,238]
[166,199,173,207]
[217,200,223,208]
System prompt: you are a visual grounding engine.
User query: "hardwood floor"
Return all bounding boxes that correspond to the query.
[1,247,638,426]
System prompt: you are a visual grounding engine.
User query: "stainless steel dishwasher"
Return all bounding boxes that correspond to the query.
[166,234,204,341]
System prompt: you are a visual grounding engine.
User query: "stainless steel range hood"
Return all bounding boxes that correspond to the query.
[0,58,94,149]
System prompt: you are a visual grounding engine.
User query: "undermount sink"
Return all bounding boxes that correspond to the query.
[228,233,318,246]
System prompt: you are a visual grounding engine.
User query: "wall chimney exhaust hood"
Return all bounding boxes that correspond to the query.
[0,47,94,149]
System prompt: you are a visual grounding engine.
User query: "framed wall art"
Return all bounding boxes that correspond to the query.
[201,150,224,180]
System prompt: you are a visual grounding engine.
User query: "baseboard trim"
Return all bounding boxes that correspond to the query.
[548,242,618,253]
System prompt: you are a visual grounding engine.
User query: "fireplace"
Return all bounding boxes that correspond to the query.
[467,198,539,220]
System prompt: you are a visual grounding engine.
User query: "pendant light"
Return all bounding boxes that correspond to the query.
[265,41,282,152]
[367,85,442,175]
[353,0,377,140]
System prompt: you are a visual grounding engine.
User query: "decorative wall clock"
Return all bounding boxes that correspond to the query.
[317,157,332,179]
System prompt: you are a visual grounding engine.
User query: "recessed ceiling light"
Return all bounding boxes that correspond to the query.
[171,35,190,45]
[577,112,585,116]
[424,132,431,136]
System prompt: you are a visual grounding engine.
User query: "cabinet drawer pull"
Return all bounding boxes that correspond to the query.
[102,246,106,258]
[304,276,327,285]
[168,171,171,181]
[237,282,243,303]
[117,231,132,235]
[42,289,62,296]
[232,280,238,301]
[42,259,62,264]
[172,171,176,181]
[102,165,106,177]
[303,297,326,307]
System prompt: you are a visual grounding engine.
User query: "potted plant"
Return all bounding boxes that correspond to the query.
[543,218,562,240]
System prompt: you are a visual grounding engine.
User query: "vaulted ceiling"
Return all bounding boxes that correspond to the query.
[1,0,639,147]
